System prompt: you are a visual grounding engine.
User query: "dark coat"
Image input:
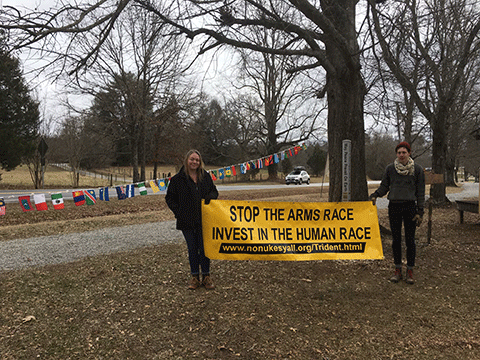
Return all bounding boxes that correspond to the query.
[372,163,425,216]
[165,167,218,230]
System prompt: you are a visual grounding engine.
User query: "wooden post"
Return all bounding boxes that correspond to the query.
[427,201,433,244]
[425,171,444,245]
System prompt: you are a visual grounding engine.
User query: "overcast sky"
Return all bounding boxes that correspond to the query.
[2,0,240,134]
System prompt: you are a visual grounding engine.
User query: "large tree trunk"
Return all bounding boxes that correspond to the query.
[327,71,368,202]
[444,153,457,187]
[430,118,448,203]
[324,0,368,202]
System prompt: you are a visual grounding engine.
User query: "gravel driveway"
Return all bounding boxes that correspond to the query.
[1,183,478,272]
[1,221,182,271]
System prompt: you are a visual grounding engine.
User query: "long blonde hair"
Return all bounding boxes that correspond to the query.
[183,149,205,182]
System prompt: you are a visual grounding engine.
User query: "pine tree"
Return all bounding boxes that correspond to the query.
[0,45,40,171]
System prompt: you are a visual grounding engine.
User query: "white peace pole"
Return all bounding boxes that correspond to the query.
[342,140,351,202]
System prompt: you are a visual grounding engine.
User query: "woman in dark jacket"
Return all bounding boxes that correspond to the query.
[165,150,218,290]
[370,141,425,285]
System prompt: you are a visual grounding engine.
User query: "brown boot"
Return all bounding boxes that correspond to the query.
[202,275,215,290]
[390,268,402,283]
[188,276,201,290]
[405,269,414,285]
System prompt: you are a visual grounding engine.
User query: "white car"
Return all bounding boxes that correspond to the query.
[285,169,310,185]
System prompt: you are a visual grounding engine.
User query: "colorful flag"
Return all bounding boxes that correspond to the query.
[34,193,48,211]
[294,146,299,155]
[72,191,86,206]
[99,187,109,201]
[258,158,264,169]
[116,186,126,200]
[126,184,135,198]
[51,193,65,210]
[302,143,307,150]
[19,195,33,212]
[225,167,232,177]
[231,165,237,176]
[242,163,248,174]
[150,180,160,193]
[289,148,293,157]
[85,189,97,205]
[281,151,285,161]
[274,153,279,164]
[157,178,167,191]
[210,170,217,181]
[218,168,225,180]
[0,198,5,216]
[137,182,148,195]
[266,155,273,166]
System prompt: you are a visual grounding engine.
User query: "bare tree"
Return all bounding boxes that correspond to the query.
[234,27,325,180]
[78,5,190,182]
[57,116,89,187]
[1,0,371,201]
[224,94,265,161]
[370,0,480,203]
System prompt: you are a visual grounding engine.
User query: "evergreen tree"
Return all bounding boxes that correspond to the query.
[0,47,40,171]
[307,143,327,177]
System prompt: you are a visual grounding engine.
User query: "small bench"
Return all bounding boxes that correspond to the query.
[455,200,479,223]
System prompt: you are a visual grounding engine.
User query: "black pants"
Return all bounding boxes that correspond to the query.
[388,201,417,267]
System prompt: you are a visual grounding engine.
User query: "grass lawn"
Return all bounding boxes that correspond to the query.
[1,178,479,359]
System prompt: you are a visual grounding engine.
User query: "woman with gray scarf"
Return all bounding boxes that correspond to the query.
[370,142,425,284]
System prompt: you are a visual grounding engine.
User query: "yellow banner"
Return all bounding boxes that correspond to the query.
[202,200,383,261]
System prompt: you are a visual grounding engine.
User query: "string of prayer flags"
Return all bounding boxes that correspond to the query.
[73,191,86,206]
[7,143,308,216]
[137,182,148,195]
[85,190,97,205]
[0,198,5,215]
[208,144,307,182]
[126,184,135,198]
[51,193,65,209]
[99,187,109,201]
[34,193,48,211]
[19,195,33,212]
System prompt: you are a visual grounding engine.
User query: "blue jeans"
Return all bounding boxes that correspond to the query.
[388,202,417,267]
[181,228,210,276]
